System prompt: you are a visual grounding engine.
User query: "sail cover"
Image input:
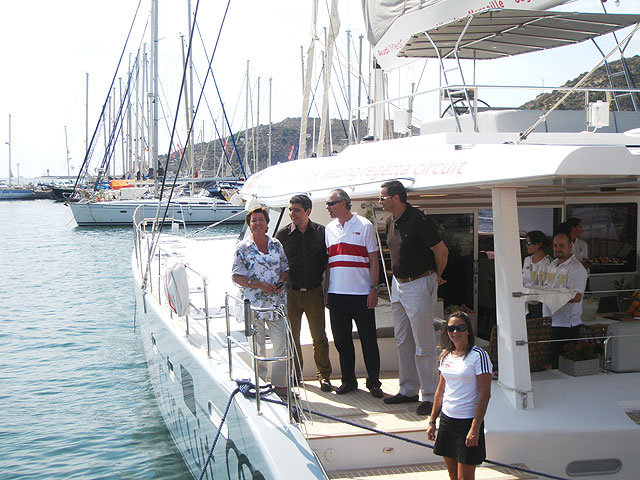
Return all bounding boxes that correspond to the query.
[360,0,424,47]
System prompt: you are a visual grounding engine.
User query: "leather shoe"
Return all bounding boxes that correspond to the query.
[336,383,357,395]
[416,401,433,416]
[320,378,332,392]
[369,387,383,398]
[383,393,419,404]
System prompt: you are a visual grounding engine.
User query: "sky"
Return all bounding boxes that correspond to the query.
[0,0,638,180]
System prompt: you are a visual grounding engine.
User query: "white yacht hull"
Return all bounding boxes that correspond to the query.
[70,199,244,226]
[132,235,327,480]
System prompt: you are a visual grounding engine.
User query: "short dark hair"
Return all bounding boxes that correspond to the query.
[331,188,351,210]
[381,180,407,203]
[555,222,571,238]
[245,206,270,226]
[567,217,582,229]
[289,194,312,212]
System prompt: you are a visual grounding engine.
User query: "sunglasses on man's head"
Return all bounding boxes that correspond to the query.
[447,324,468,332]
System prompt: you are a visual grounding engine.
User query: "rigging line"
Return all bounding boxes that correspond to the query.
[188,44,234,175]
[193,12,246,179]
[330,82,349,139]
[150,0,203,238]
[96,61,138,184]
[72,0,144,195]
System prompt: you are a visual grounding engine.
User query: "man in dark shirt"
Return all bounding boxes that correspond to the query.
[276,194,332,392]
[379,180,448,415]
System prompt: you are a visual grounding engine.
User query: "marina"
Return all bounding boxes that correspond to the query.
[3,0,640,479]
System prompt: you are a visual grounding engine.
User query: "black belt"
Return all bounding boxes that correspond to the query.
[289,283,322,292]
[395,270,435,284]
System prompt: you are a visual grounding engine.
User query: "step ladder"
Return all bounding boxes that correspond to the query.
[425,15,478,133]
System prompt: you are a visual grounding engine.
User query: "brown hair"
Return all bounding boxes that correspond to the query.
[245,206,270,226]
[438,311,475,363]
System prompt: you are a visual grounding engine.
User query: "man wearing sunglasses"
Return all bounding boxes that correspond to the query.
[324,188,383,398]
[380,180,449,416]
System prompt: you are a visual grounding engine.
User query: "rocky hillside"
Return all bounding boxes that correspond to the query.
[165,117,367,177]
[520,55,640,110]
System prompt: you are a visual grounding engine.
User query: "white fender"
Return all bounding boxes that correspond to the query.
[165,261,190,317]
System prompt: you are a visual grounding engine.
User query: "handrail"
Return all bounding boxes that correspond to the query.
[224,293,296,421]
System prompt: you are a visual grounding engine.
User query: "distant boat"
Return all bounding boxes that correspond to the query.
[1,114,36,201]
[0,185,36,200]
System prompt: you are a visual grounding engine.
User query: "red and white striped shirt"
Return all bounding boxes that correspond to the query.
[325,213,378,295]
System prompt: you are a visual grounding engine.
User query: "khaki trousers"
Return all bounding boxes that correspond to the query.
[286,286,332,381]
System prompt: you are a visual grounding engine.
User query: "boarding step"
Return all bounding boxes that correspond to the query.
[328,462,537,479]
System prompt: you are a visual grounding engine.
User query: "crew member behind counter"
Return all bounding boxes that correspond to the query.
[276,194,332,392]
[379,180,449,415]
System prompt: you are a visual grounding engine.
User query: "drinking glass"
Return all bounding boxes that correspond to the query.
[537,265,547,287]
[557,267,568,288]
[546,265,557,288]
[530,266,538,286]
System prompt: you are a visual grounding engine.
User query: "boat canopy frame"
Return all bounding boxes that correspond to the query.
[398,8,640,60]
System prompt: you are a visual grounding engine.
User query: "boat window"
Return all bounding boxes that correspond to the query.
[566,203,637,273]
[180,365,197,418]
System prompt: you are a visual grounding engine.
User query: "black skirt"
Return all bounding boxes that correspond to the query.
[433,413,486,465]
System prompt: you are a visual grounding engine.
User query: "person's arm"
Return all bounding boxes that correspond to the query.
[431,240,448,285]
[567,263,588,303]
[324,260,330,308]
[367,251,379,309]
[466,373,492,447]
[427,373,446,441]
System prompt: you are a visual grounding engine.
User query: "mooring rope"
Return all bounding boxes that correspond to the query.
[200,379,570,480]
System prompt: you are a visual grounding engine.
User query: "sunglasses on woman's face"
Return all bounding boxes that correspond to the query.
[447,324,468,332]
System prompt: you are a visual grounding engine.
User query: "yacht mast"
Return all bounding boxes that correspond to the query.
[317,0,340,157]
[64,126,71,179]
[299,0,319,159]
[151,0,159,195]
[7,113,11,186]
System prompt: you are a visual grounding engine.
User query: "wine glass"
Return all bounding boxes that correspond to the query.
[546,265,557,288]
[557,267,568,288]
[530,265,538,286]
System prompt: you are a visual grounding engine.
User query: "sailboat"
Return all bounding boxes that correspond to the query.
[133,1,640,479]
[1,114,36,201]
[68,6,245,227]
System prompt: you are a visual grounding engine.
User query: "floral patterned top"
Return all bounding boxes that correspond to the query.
[232,234,289,309]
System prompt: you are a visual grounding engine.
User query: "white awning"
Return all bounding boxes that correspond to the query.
[398,9,640,60]
[240,134,640,207]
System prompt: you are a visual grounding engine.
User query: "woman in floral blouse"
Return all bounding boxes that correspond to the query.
[232,207,290,395]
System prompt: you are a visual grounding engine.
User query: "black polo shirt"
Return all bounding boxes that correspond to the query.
[275,219,328,289]
[386,204,441,279]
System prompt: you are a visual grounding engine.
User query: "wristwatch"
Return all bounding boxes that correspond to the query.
[370,284,379,291]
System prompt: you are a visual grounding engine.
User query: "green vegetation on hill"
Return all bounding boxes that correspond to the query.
[164,117,367,177]
[520,55,640,111]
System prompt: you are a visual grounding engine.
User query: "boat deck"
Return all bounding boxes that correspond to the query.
[298,373,535,479]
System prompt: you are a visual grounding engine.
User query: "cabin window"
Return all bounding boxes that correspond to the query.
[181,365,197,418]
[566,203,637,274]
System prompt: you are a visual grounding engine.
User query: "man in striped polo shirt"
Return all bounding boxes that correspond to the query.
[324,188,382,398]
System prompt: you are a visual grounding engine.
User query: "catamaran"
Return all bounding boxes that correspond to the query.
[133,1,640,479]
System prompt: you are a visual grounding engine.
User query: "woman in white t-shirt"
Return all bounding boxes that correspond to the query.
[427,312,492,480]
[522,230,551,318]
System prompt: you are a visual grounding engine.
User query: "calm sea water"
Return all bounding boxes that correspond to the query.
[0,200,239,479]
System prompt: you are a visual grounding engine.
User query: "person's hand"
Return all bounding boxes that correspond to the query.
[274,282,285,294]
[426,424,436,441]
[324,292,330,309]
[437,277,447,286]
[367,289,378,309]
[465,427,479,447]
